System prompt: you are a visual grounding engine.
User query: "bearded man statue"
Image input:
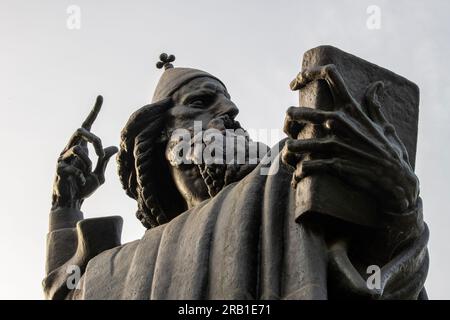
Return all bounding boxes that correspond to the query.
[43,49,429,300]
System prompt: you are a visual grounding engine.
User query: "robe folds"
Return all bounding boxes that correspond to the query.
[44,140,429,300]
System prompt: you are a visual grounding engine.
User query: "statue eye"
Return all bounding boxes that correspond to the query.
[189,99,205,107]
[188,95,214,108]
[185,92,215,108]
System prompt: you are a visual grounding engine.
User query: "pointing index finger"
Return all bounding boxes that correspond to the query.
[82,95,103,131]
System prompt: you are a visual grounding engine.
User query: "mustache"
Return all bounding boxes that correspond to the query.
[165,114,268,169]
[207,114,244,132]
[165,115,270,197]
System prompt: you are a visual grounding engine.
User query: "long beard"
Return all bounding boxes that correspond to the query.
[167,114,269,197]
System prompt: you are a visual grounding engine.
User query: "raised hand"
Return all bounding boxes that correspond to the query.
[281,64,419,214]
[51,96,118,210]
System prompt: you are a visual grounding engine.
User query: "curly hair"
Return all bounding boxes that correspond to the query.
[116,97,186,229]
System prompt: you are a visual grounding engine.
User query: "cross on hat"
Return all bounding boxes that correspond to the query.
[156,53,176,70]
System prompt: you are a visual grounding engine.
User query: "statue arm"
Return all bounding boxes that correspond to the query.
[44,96,118,299]
[45,207,84,277]
[43,215,123,299]
[281,64,427,299]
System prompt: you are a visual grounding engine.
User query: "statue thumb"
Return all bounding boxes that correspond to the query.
[94,146,119,182]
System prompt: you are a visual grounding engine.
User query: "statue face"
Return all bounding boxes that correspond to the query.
[166,77,239,133]
[163,77,259,209]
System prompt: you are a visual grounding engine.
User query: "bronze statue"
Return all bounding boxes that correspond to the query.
[44,47,429,300]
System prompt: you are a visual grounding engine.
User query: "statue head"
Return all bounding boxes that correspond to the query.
[117,54,267,229]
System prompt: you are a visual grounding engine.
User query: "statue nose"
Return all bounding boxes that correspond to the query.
[217,97,239,119]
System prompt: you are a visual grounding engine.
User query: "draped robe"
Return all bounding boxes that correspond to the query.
[43,140,429,300]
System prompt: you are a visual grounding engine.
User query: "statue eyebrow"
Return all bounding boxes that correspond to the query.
[202,82,230,98]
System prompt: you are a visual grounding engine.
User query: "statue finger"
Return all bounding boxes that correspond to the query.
[364,81,388,125]
[364,83,412,164]
[285,106,372,146]
[281,141,304,169]
[93,146,118,184]
[285,138,390,166]
[287,105,400,161]
[390,130,411,166]
[284,106,329,138]
[290,64,355,104]
[68,128,105,158]
[59,145,92,172]
[81,95,103,131]
[296,158,378,188]
[58,163,87,186]
[56,162,69,176]
[319,110,394,159]
[363,82,411,166]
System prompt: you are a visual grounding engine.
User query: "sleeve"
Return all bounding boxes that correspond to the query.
[45,207,84,275]
[43,208,123,300]
[327,198,429,300]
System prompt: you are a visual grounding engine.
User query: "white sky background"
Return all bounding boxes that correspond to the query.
[0,0,449,299]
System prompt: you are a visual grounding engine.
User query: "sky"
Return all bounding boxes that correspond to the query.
[1,0,449,299]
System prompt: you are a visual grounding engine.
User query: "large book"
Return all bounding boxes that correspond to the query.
[294,46,419,228]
